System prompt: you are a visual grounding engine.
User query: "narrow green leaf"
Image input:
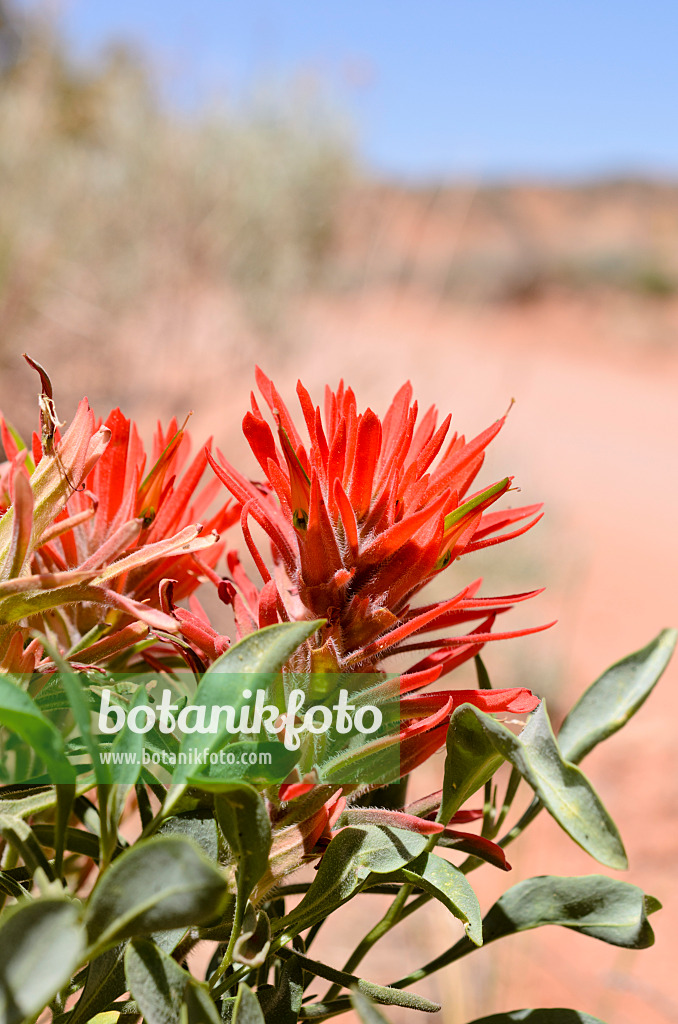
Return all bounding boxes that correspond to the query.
[258,954,303,1023]
[54,782,76,877]
[109,684,149,785]
[41,641,112,785]
[85,835,229,949]
[276,947,440,1013]
[0,674,75,783]
[0,812,54,880]
[206,619,324,675]
[466,1011,606,1024]
[0,898,86,1024]
[70,945,127,1024]
[272,825,428,939]
[558,629,677,764]
[125,938,221,1024]
[0,783,59,817]
[444,703,627,870]
[31,822,107,861]
[233,983,266,1024]
[350,988,392,1023]
[398,852,482,945]
[0,870,29,901]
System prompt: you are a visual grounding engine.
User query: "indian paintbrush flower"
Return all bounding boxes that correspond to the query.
[208,368,550,674]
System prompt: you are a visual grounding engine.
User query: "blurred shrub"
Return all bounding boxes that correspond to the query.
[0,2,352,351]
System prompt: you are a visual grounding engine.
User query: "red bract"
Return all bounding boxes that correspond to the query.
[37,409,237,601]
[208,369,550,676]
[31,408,238,655]
[0,374,238,666]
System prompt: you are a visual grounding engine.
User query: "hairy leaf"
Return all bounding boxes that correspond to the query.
[215,785,272,905]
[257,954,303,1023]
[398,852,482,945]
[70,945,126,1024]
[233,983,266,1024]
[85,835,229,948]
[558,629,677,764]
[0,898,85,1024]
[396,875,659,985]
[125,938,221,1024]
[0,675,75,783]
[173,620,322,782]
[273,825,428,939]
[442,703,627,870]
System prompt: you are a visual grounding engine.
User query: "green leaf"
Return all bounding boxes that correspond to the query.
[0,812,54,880]
[0,898,86,1024]
[233,983,266,1024]
[0,870,29,901]
[397,875,658,985]
[41,641,112,785]
[466,1012,606,1024]
[444,703,627,870]
[31,822,108,861]
[272,825,428,939]
[109,683,149,784]
[276,947,440,1013]
[258,954,303,1023]
[558,629,677,764]
[398,852,482,945]
[438,704,505,824]
[125,938,221,1024]
[215,785,272,905]
[54,782,75,877]
[0,674,75,783]
[157,810,220,862]
[350,988,393,1023]
[70,945,127,1024]
[206,620,324,677]
[85,835,229,949]
[172,620,322,783]
[0,783,59,817]
[481,875,659,948]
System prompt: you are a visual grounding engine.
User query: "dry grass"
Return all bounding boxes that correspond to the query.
[0,3,353,374]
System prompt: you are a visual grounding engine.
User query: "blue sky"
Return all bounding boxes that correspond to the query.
[18,1,678,181]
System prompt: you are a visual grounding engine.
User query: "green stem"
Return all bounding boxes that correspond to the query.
[209,964,249,1000]
[323,880,414,1002]
[498,793,542,847]
[209,889,245,988]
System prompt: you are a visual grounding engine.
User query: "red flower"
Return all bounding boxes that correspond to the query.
[0,362,237,666]
[32,408,238,659]
[208,369,550,676]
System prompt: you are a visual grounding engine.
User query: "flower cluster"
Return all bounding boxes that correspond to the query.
[210,368,547,670]
[0,360,548,857]
[0,357,236,672]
